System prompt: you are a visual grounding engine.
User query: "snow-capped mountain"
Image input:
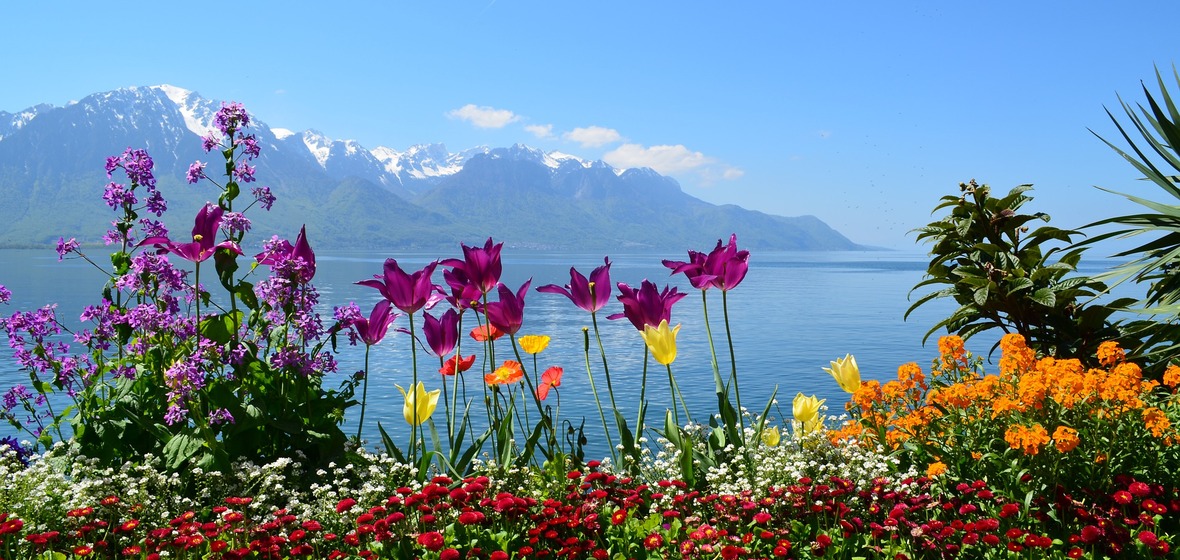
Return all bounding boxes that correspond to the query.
[0,85,861,251]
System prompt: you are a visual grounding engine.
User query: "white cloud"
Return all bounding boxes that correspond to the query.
[446,104,521,129]
[603,143,713,174]
[604,143,744,183]
[722,167,745,180]
[563,125,622,148]
[525,124,554,138]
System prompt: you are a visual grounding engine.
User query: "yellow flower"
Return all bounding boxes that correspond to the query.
[761,426,781,447]
[640,320,681,365]
[823,354,861,394]
[396,382,440,426]
[519,334,551,355]
[793,392,825,434]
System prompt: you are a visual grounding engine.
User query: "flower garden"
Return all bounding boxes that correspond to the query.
[3,74,1180,559]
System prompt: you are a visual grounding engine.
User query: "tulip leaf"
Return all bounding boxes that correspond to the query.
[377,422,406,464]
[514,419,546,468]
[451,428,492,478]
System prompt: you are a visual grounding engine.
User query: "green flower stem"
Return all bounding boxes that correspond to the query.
[721,290,745,432]
[356,344,371,442]
[667,363,692,427]
[582,327,618,464]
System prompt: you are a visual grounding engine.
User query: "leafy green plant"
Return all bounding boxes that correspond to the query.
[1079,65,1180,369]
[908,180,1126,360]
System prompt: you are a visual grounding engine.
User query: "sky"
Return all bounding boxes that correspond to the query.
[2,1,1179,249]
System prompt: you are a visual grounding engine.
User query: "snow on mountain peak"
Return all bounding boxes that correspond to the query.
[154,84,193,106]
[150,84,212,137]
[302,129,333,167]
[271,127,296,140]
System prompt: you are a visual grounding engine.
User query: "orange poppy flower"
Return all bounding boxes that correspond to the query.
[536,366,563,400]
[470,324,504,342]
[485,360,524,385]
[440,354,476,376]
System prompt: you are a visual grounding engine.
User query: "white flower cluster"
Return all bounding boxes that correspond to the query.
[643,411,918,499]
[0,441,420,533]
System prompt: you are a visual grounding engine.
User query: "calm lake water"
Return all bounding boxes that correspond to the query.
[0,246,1016,457]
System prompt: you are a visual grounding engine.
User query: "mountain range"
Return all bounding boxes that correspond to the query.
[0,85,863,251]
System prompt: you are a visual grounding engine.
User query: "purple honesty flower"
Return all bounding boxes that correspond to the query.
[441,238,503,296]
[138,219,169,239]
[144,189,167,217]
[201,134,219,153]
[56,237,79,261]
[423,308,460,357]
[663,233,750,291]
[354,300,399,346]
[234,161,256,183]
[102,182,136,210]
[0,436,29,466]
[255,226,316,282]
[121,148,156,189]
[235,135,261,158]
[186,161,206,184]
[485,279,531,336]
[106,148,156,189]
[219,211,251,236]
[213,102,250,135]
[209,408,235,426]
[138,204,242,263]
[608,280,687,331]
[537,257,612,313]
[357,259,440,315]
[0,284,10,304]
[251,186,276,211]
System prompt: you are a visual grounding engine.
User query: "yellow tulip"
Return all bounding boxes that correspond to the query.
[397,382,440,426]
[519,334,551,354]
[760,426,781,447]
[639,320,681,365]
[823,354,861,394]
[792,392,825,435]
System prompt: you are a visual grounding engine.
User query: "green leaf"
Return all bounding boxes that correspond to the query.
[1030,288,1056,307]
[972,285,989,306]
[163,432,205,470]
[1005,277,1034,295]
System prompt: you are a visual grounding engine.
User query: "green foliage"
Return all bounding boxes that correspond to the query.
[909,180,1126,360]
[0,113,357,482]
[1079,65,1180,369]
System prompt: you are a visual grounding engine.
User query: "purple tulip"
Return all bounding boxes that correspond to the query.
[484,279,531,336]
[608,280,687,331]
[537,257,612,313]
[440,238,503,296]
[354,300,399,346]
[357,259,441,315]
[254,225,317,282]
[423,308,460,357]
[663,233,749,291]
[442,266,484,310]
[138,203,241,263]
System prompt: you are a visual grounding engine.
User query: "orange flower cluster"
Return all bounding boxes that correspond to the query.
[1052,426,1079,453]
[937,335,969,373]
[1004,423,1049,455]
[838,334,1178,461]
[1164,364,1180,390]
[1096,340,1126,367]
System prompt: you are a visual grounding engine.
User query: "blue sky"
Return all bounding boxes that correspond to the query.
[3,1,1179,249]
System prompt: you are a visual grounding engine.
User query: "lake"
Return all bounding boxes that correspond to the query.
[0,246,1012,458]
